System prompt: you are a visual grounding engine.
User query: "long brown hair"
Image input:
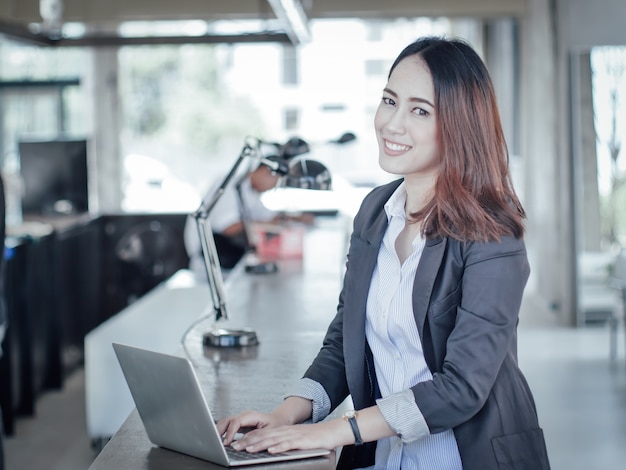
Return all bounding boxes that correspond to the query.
[390,37,525,241]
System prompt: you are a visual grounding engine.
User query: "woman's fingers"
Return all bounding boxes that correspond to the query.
[216,411,280,446]
[231,423,333,454]
[216,417,239,445]
[216,412,260,445]
[231,426,291,453]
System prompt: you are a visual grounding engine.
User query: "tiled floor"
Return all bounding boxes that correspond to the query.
[3,367,96,470]
[3,291,626,470]
[518,294,626,470]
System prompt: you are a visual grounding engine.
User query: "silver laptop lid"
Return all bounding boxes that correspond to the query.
[112,343,330,467]
[113,342,231,465]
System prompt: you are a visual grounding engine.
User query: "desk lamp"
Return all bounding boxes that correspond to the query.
[235,137,313,275]
[191,136,332,348]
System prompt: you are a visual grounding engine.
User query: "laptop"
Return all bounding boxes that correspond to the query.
[112,342,330,467]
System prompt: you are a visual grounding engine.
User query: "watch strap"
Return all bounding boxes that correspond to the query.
[344,412,363,446]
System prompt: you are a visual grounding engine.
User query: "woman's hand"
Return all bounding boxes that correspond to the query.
[228,421,342,454]
[216,396,346,453]
[216,410,281,447]
[218,403,395,455]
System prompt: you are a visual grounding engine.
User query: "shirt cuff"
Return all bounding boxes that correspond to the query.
[376,389,430,443]
[285,378,331,423]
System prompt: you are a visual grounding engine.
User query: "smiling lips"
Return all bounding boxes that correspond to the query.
[384,139,412,154]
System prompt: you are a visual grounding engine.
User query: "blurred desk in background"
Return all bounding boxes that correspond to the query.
[1,221,58,436]
[86,216,349,469]
[0,212,190,437]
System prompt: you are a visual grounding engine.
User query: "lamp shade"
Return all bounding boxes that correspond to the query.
[282,158,332,190]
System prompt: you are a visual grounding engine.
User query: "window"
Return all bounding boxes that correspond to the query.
[284,108,299,130]
[365,59,386,77]
[282,44,298,85]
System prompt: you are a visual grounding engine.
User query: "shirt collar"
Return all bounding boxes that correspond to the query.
[384,180,407,222]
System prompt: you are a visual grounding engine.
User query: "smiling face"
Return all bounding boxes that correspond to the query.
[374,55,440,188]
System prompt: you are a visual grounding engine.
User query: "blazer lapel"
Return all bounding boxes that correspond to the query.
[346,180,401,326]
[343,183,397,406]
[412,237,447,340]
[343,204,387,358]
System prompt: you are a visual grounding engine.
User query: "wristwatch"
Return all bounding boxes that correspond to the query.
[342,410,363,446]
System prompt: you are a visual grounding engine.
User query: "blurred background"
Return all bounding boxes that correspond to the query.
[1,1,626,469]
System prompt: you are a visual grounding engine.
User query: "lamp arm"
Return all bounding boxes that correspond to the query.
[193,139,259,219]
[191,138,260,323]
[194,213,229,322]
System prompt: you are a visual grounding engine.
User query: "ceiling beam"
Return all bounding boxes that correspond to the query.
[0,0,525,47]
[0,0,526,25]
[54,31,291,47]
[0,17,54,45]
[267,0,310,45]
[0,17,290,47]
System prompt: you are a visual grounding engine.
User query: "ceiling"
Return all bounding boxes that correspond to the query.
[0,0,526,46]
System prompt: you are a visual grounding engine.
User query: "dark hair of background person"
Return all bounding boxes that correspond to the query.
[390,36,526,242]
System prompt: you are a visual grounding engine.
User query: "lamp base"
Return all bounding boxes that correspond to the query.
[203,328,259,348]
[243,250,279,274]
[245,260,278,274]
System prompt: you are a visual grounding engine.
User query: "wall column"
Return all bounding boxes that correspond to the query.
[572,52,602,251]
[521,0,576,324]
[86,46,122,213]
[485,17,518,156]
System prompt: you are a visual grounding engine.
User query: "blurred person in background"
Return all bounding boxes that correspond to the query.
[184,155,313,276]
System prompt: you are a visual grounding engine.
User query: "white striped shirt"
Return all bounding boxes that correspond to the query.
[291,183,462,469]
[363,182,462,469]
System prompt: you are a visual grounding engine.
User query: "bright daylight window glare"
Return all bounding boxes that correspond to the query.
[591,46,626,195]
[118,19,282,37]
[119,20,211,37]
[118,17,462,215]
[0,16,489,219]
[590,45,626,244]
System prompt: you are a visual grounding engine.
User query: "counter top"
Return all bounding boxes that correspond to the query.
[87,216,351,469]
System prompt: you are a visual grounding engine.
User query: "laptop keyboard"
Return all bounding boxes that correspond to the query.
[226,446,290,461]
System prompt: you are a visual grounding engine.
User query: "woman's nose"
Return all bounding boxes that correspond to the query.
[384,109,405,134]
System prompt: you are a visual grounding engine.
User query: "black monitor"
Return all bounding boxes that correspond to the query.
[18,139,89,217]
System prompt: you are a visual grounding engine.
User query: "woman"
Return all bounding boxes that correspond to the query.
[217,36,550,470]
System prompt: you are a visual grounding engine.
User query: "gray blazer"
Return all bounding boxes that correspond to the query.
[304,179,550,469]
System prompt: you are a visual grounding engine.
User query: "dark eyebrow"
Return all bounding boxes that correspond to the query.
[383,87,434,108]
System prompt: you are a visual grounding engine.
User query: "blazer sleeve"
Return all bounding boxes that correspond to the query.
[412,235,530,434]
[301,266,351,410]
